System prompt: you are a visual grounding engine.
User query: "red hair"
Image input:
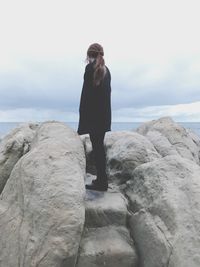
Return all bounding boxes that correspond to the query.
[86,43,107,87]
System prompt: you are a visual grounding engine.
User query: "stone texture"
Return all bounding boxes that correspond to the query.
[135,116,200,165]
[105,131,160,184]
[130,209,172,267]
[84,189,129,228]
[76,226,138,267]
[78,172,138,267]
[73,117,200,267]
[125,154,200,267]
[0,116,199,267]
[0,121,86,267]
[0,122,39,193]
[80,131,149,178]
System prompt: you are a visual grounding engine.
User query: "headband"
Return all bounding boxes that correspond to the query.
[88,49,104,54]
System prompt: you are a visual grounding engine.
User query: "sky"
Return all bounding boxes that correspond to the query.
[0,0,200,122]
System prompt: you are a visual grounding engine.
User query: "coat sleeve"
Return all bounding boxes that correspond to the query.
[102,68,112,127]
[79,64,91,112]
[92,69,111,124]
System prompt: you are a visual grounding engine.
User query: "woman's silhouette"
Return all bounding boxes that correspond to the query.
[77,43,112,191]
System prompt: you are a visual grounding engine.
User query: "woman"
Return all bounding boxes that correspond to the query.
[77,43,112,191]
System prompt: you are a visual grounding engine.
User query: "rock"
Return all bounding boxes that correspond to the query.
[125,154,200,267]
[78,172,138,267]
[76,226,138,267]
[0,121,86,267]
[80,131,145,177]
[1,116,199,267]
[135,116,200,165]
[130,210,171,267]
[105,131,160,185]
[104,131,136,151]
[0,122,39,193]
[84,190,129,228]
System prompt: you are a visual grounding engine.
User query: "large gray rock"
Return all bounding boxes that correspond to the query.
[125,154,200,267]
[80,117,200,267]
[80,131,147,177]
[76,226,138,267]
[78,172,139,267]
[105,131,160,185]
[135,116,200,165]
[0,121,86,267]
[85,189,129,228]
[0,122,39,193]
[130,209,171,267]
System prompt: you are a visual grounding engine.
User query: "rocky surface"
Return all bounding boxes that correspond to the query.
[77,225,138,267]
[76,174,138,267]
[135,116,200,164]
[84,175,129,228]
[0,121,85,266]
[105,131,161,185]
[80,116,200,267]
[126,155,200,267]
[0,116,200,267]
[0,122,39,193]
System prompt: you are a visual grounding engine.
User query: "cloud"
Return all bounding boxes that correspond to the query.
[1,56,200,109]
[0,101,199,123]
[0,60,83,110]
[113,101,200,122]
[0,0,200,121]
[0,108,78,122]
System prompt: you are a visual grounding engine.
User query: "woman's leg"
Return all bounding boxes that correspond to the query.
[89,131,108,185]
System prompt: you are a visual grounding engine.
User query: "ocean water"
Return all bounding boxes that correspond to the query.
[0,121,200,139]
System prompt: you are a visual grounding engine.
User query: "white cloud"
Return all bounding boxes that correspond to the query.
[113,101,200,122]
[0,101,199,122]
[0,0,200,121]
[1,0,200,66]
[0,108,78,122]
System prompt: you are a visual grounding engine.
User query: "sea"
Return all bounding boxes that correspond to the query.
[0,121,200,139]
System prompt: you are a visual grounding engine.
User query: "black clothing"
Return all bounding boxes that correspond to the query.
[89,131,107,181]
[77,60,112,135]
[85,181,108,191]
[77,60,111,189]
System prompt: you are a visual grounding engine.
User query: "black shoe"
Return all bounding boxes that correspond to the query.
[85,182,108,192]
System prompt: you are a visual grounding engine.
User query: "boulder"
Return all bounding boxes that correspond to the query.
[125,154,200,267]
[76,226,138,267]
[1,116,199,267]
[0,121,86,267]
[135,116,200,165]
[80,131,147,177]
[105,131,160,185]
[0,122,39,193]
[77,172,139,267]
[84,189,129,228]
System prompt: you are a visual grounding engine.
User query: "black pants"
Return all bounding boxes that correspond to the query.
[89,131,108,184]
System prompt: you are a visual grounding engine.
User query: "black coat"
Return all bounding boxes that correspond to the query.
[77,60,112,135]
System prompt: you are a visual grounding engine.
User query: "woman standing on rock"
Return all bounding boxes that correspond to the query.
[77,43,112,191]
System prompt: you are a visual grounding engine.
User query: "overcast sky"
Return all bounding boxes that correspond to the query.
[0,0,200,122]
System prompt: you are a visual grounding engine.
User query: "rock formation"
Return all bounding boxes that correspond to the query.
[0,122,39,193]
[0,121,85,266]
[81,116,200,267]
[0,116,200,267]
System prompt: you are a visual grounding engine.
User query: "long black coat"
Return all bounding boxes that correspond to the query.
[77,60,112,135]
